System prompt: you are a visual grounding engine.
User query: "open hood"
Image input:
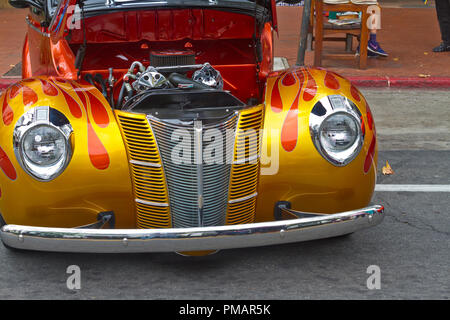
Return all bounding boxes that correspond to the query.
[47,0,277,36]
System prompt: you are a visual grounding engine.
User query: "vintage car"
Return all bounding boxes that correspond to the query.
[0,0,384,254]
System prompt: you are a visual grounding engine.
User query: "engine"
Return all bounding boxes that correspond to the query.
[83,61,245,122]
[116,61,244,123]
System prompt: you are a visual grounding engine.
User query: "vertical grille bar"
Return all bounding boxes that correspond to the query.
[226,105,264,225]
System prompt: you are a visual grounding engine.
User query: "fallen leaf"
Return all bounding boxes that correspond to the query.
[419,74,431,78]
[424,52,429,55]
[382,161,394,175]
[393,58,399,61]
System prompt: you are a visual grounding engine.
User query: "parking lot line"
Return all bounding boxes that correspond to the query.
[375,184,450,192]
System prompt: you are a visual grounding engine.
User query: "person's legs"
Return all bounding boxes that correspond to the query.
[364,4,388,57]
[367,29,389,57]
[433,0,450,52]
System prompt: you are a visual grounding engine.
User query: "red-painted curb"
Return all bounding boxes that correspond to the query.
[347,76,389,88]
[0,79,16,91]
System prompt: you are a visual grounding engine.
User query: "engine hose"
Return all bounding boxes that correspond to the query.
[84,73,95,86]
[117,82,126,108]
[168,73,211,90]
[109,88,115,109]
[94,73,108,99]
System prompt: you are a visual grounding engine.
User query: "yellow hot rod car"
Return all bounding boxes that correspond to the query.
[0,0,383,253]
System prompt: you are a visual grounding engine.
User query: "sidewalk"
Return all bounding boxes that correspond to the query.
[1,3,449,89]
[0,8,27,76]
[274,3,450,87]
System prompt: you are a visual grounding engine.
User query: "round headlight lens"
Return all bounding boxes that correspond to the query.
[310,95,364,166]
[22,125,66,166]
[14,107,73,181]
[319,113,359,153]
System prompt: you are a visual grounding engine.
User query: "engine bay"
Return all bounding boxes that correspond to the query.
[63,7,273,111]
[83,60,247,122]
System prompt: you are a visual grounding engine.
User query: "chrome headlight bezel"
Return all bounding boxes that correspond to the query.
[13,106,73,181]
[309,95,364,166]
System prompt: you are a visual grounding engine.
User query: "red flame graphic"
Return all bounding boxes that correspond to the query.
[59,86,83,119]
[270,77,283,113]
[1,94,13,126]
[350,85,361,102]
[40,79,59,96]
[364,135,376,173]
[302,69,317,101]
[0,146,17,180]
[86,90,109,128]
[324,72,340,90]
[70,82,110,170]
[280,70,306,152]
[87,121,110,170]
[3,81,39,125]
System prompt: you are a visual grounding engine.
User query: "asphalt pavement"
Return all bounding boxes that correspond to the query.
[0,89,448,300]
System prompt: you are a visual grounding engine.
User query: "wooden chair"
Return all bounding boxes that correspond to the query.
[311,0,371,69]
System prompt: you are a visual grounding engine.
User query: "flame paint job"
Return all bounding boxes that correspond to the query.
[324,71,341,90]
[49,78,111,170]
[40,79,59,96]
[255,67,377,222]
[0,77,135,228]
[2,81,39,126]
[1,1,377,231]
[1,93,14,126]
[0,146,17,181]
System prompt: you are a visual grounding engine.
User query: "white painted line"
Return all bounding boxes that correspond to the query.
[375,184,450,192]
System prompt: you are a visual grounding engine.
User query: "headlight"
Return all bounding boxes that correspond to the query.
[310,95,363,166]
[14,106,73,181]
[23,125,66,166]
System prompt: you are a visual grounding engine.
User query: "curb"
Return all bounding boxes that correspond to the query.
[0,78,16,91]
[2,76,450,92]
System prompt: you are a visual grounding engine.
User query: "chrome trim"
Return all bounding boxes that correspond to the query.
[135,199,169,207]
[194,120,204,226]
[0,205,384,253]
[228,192,258,204]
[25,16,50,37]
[155,64,204,73]
[129,159,161,168]
[309,95,364,167]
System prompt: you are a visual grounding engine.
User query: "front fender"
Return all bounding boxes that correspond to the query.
[0,77,135,228]
[255,67,377,222]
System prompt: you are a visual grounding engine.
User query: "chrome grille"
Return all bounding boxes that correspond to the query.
[149,114,238,228]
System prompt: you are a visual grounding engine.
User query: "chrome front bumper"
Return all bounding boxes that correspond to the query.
[0,205,384,253]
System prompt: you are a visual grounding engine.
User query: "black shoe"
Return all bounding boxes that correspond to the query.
[432,43,450,52]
